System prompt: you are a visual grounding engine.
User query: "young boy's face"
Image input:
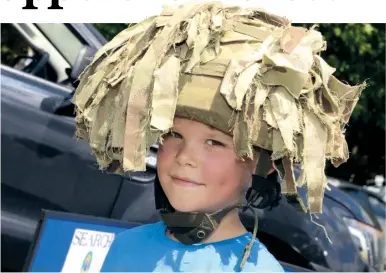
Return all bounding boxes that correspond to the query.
[157,117,258,213]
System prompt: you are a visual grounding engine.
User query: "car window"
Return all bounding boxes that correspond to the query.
[35,24,84,67]
[1,23,34,68]
[1,23,58,82]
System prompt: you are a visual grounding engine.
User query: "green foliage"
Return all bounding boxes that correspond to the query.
[1,24,30,66]
[317,24,385,130]
[93,23,129,41]
[303,24,385,183]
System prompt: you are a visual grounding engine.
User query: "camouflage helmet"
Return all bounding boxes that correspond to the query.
[72,1,366,213]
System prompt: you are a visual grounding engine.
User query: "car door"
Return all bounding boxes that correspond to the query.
[1,23,124,218]
[1,23,144,271]
[31,22,163,222]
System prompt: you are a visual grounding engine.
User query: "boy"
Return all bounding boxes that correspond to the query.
[72,2,365,272]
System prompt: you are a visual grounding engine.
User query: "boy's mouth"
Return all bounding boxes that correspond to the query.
[171,176,203,187]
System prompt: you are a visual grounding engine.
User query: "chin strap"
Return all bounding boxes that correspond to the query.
[240,149,282,270]
[161,203,260,270]
[240,205,259,270]
[160,204,241,244]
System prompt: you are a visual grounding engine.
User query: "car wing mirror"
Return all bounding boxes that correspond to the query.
[40,94,75,117]
[69,45,97,87]
[41,45,97,116]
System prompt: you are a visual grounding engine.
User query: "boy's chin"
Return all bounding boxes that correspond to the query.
[171,204,202,213]
[169,200,207,213]
[169,199,219,214]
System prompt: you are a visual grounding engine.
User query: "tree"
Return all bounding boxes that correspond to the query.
[93,24,128,41]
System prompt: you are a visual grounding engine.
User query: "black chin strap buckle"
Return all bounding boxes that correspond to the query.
[244,174,282,211]
[244,175,282,211]
[244,149,282,211]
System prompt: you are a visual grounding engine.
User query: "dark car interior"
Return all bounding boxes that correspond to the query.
[1,24,58,82]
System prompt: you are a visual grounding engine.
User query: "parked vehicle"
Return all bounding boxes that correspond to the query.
[328,178,385,228]
[328,177,386,270]
[1,23,383,272]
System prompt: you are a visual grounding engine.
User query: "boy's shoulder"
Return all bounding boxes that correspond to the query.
[114,221,164,241]
[100,222,165,272]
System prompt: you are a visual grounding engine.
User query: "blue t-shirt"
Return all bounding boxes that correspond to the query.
[101,221,284,272]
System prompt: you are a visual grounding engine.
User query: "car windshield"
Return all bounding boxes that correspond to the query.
[35,23,84,66]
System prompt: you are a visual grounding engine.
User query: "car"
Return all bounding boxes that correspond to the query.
[328,177,386,228]
[328,177,386,270]
[1,23,383,272]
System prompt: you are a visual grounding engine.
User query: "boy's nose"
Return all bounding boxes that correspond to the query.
[175,143,199,168]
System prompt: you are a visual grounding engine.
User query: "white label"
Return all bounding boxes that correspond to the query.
[61,229,115,273]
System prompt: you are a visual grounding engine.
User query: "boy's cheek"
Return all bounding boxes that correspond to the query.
[158,140,180,157]
[157,143,175,160]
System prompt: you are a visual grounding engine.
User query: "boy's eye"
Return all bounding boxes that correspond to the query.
[166,131,182,139]
[206,139,225,147]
